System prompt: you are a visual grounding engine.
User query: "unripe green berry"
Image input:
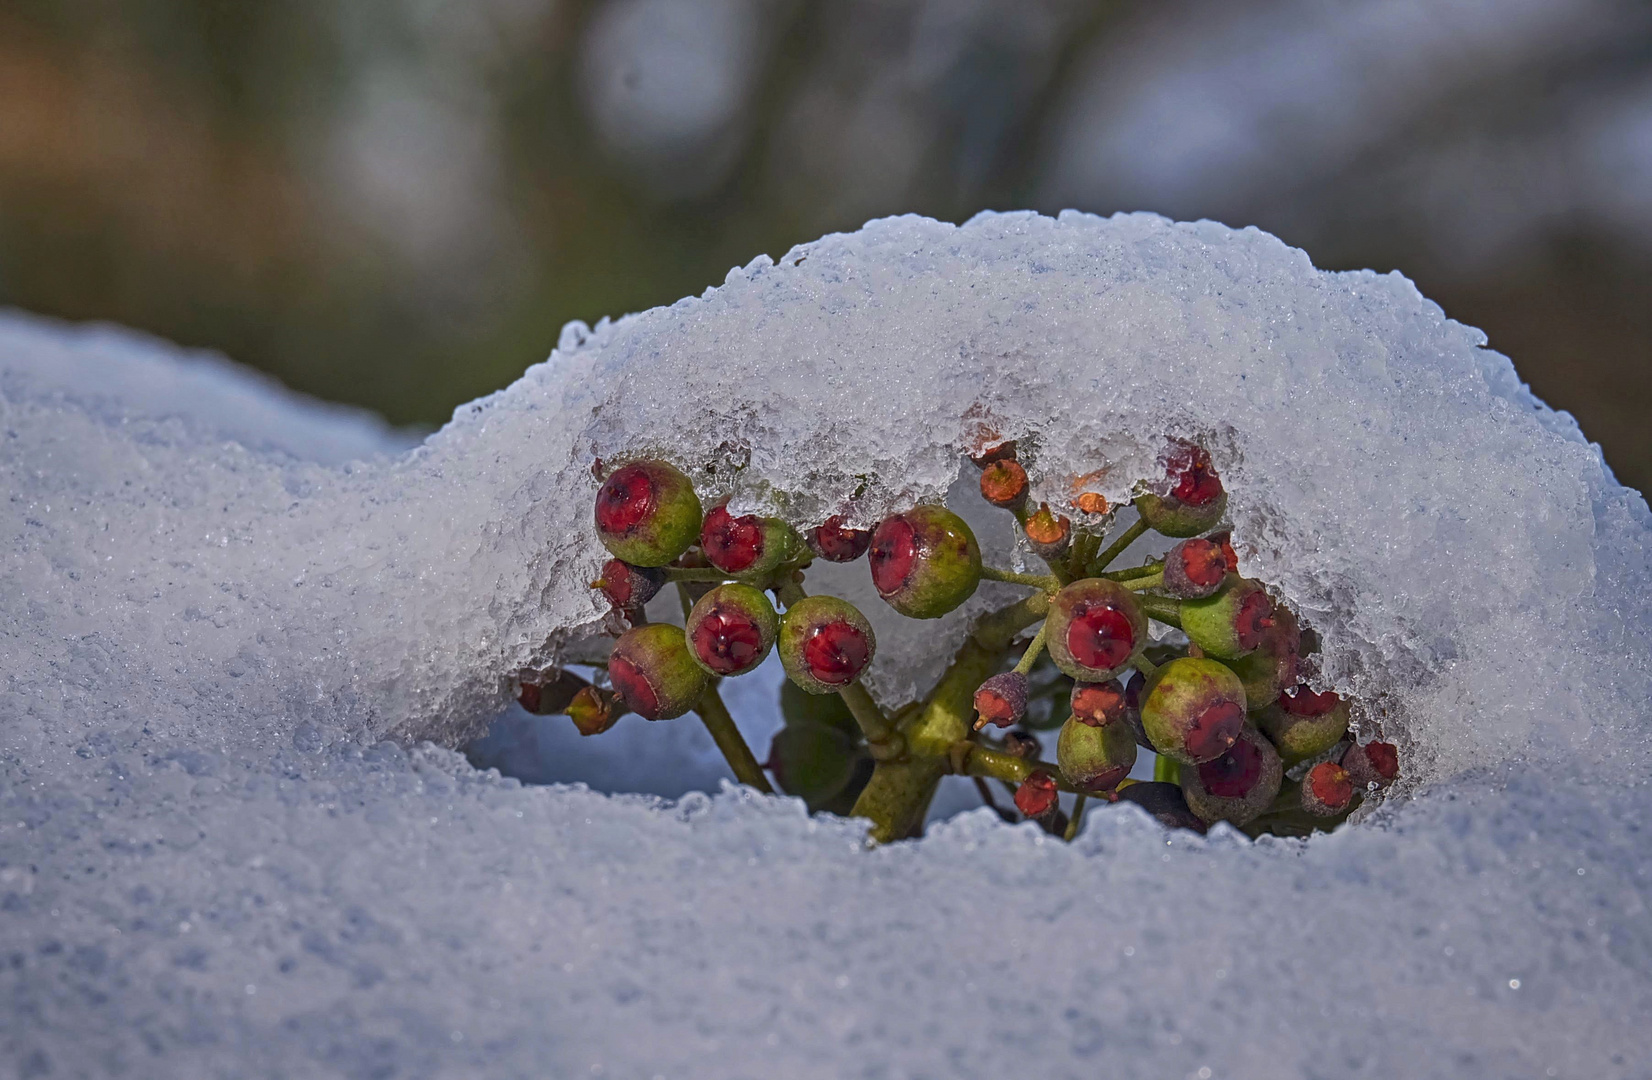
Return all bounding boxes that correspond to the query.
[701,503,803,580]
[685,583,779,677]
[607,623,708,720]
[1221,605,1301,711]
[868,505,982,619]
[1046,578,1148,681]
[1139,656,1247,765]
[778,594,877,694]
[767,721,858,809]
[1057,712,1138,793]
[1181,575,1276,660]
[1180,724,1282,826]
[1256,683,1351,764]
[594,460,703,567]
[1135,445,1227,538]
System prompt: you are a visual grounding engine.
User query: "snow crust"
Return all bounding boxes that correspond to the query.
[3,212,1649,1077]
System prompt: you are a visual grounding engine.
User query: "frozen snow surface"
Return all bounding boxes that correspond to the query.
[3,212,1649,1078]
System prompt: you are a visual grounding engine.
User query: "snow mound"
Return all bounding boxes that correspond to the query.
[3,213,1649,1077]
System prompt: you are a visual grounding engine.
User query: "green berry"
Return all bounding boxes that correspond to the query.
[594,460,703,567]
[1057,712,1138,794]
[868,505,982,619]
[1179,724,1282,826]
[778,594,877,694]
[1139,656,1247,765]
[607,623,708,720]
[1135,445,1227,538]
[685,583,779,677]
[1221,605,1300,711]
[1046,578,1148,681]
[1256,683,1351,764]
[1181,575,1276,660]
[767,720,858,810]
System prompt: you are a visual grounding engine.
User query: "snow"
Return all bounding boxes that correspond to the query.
[3,212,1649,1077]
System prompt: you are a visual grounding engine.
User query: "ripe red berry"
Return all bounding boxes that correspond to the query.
[778,595,877,694]
[608,623,710,720]
[868,505,982,619]
[808,516,872,562]
[1181,575,1275,659]
[1161,538,1228,599]
[1057,712,1137,794]
[1180,725,1283,826]
[1221,605,1301,712]
[1139,657,1247,765]
[1014,770,1060,819]
[1257,681,1351,764]
[974,671,1030,729]
[593,558,666,611]
[1069,679,1129,727]
[1046,578,1148,681]
[685,583,779,677]
[1135,444,1227,538]
[1301,761,1355,817]
[594,460,703,567]
[980,460,1029,510]
[1023,504,1072,561]
[701,503,801,579]
[1342,739,1399,790]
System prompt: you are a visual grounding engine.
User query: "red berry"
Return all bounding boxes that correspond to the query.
[808,516,872,562]
[1181,575,1275,659]
[1014,770,1060,818]
[868,506,982,619]
[1181,725,1282,826]
[700,503,801,579]
[1135,444,1228,538]
[594,558,666,611]
[685,583,779,677]
[974,671,1029,729]
[1220,606,1301,712]
[608,623,709,721]
[778,595,877,694]
[1209,531,1240,573]
[594,460,703,567]
[1301,761,1354,817]
[1069,679,1128,727]
[595,466,652,535]
[1139,657,1247,765]
[1161,538,1227,599]
[1342,740,1399,789]
[1046,579,1147,681]
[1116,781,1205,832]
[1168,444,1223,507]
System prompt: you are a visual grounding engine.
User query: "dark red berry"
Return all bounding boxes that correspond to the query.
[594,460,703,566]
[980,460,1029,510]
[779,595,877,694]
[608,623,709,720]
[593,558,666,611]
[1342,740,1399,789]
[868,506,982,619]
[1161,539,1227,599]
[1014,770,1060,818]
[1221,606,1301,712]
[685,583,778,677]
[1181,725,1282,826]
[1301,761,1354,817]
[974,671,1029,729]
[1139,657,1248,765]
[1168,444,1223,507]
[596,466,652,535]
[808,516,872,562]
[1046,579,1147,681]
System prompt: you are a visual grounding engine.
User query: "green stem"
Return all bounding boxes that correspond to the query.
[981,566,1060,591]
[1133,654,1158,678]
[838,679,900,750]
[662,566,732,584]
[1012,622,1049,675]
[674,581,695,621]
[1103,558,1164,583]
[1136,594,1183,628]
[1153,754,1180,785]
[1064,794,1088,841]
[693,685,773,794]
[774,577,807,608]
[1067,532,1102,579]
[1091,517,1150,574]
[1124,571,1164,591]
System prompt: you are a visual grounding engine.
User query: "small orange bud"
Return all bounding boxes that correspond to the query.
[980,460,1029,509]
[1024,504,1072,560]
[1075,492,1110,515]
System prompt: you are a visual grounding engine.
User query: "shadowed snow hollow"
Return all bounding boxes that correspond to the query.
[2,213,1648,1078]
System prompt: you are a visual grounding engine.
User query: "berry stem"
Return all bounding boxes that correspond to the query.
[1123,571,1165,591]
[1063,794,1088,841]
[1136,594,1183,628]
[1133,654,1158,678]
[981,566,1060,591]
[662,566,732,584]
[1091,517,1150,574]
[1152,753,1180,785]
[692,685,774,794]
[1067,532,1102,578]
[773,577,807,609]
[674,581,695,621]
[838,680,900,752]
[1012,621,1049,676]
[1103,559,1164,583]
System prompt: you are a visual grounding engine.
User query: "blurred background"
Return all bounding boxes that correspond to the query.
[2,0,1649,488]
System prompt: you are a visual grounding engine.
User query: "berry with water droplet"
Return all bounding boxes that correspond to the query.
[974,671,1029,729]
[1046,578,1147,681]
[592,558,666,612]
[1023,504,1072,561]
[808,516,872,562]
[1342,739,1399,790]
[1301,761,1354,817]
[1221,605,1300,712]
[1057,712,1138,794]
[1180,725,1283,826]
[868,505,982,619]
[1139,657,1247,765]
[1161,538,1228,600]
[701,503,802,579]
[1014,770,1060,819]
[980,459,1029,511]
[1116,780,1206,832]
[1181,575,1276,659]
[1256,682,1350,763]
[778,595,877,694]
[608,623,709,720]
[685,583,779,677]
[1135,445,1227,538]
[594,460,703,567]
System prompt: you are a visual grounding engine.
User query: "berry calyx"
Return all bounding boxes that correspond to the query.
[566,686,622,736]
[1046,578,1148,681]
[1180,725,1283,826]
[701,503,802,579]
[1057,712,1138,794]
[868,505,982,619]
[1069,679,1129,727]
[1161,538,1228,600]
[1181,575,1276,659]
[1135,445,1227,538]
[1116,780,1206,832]
[1301,761,1354,817]
[1139,657,1248,765]
[685,583,779,677]
[608,623,710,721]
[808,516,872,562]
[594,460,703,567]
[974,671,1029,729]
[1256,681,1350,764]
[1014,770,1060,819]
[778,594,877,694]
[593,558,666,612]
[980,460,1029,510]
[1221,605,1301,712]
[1342,740,1399,790]
[1023,504,1072,561]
